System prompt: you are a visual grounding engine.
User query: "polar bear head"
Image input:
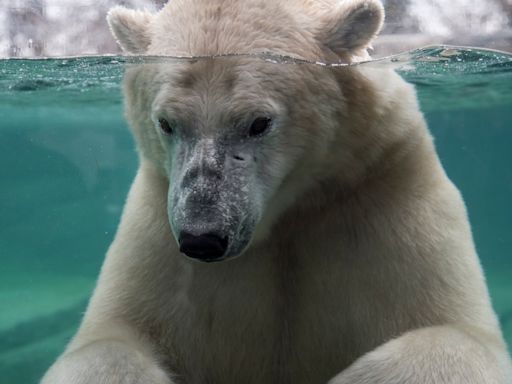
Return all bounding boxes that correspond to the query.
[107,0,385,262]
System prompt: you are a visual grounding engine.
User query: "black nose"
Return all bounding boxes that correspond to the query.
[178,232,228,262]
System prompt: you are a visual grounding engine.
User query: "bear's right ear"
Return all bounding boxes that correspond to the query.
[317,0,384,58]
[107,6,154,54]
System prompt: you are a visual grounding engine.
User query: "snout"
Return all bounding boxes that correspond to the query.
[178,231,229,262]
[169,138,259,261]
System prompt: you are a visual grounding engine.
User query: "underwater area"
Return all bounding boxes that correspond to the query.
[0,46,511,382]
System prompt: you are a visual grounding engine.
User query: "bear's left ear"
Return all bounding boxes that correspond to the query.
[107,6,154,54]
[317,0,384,57]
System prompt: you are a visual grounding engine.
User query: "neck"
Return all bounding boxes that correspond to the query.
[272,126,440,245]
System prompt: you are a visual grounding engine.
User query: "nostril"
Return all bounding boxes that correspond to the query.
[178,231,228,262]
[233,154,245,161]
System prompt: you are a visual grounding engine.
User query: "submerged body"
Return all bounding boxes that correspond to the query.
[43,0,511,383]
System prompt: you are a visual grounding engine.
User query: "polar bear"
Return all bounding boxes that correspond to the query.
[42,0,512,383]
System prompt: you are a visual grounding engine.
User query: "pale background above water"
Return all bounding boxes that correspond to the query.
[1,0,512,58]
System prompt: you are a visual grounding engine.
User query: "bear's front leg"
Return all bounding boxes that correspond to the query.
[328,325,511,384]
[41,338,173,384]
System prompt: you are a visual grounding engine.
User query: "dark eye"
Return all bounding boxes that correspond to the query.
[158,118,174,135]
[249,117,272,137]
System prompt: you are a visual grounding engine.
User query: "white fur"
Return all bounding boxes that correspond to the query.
[42,0,512,383]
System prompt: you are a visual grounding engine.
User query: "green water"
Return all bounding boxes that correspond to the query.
[0,46,511,383]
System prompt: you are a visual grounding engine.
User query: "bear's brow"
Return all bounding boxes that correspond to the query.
[173,61,238,93]
[175,70,196,89]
